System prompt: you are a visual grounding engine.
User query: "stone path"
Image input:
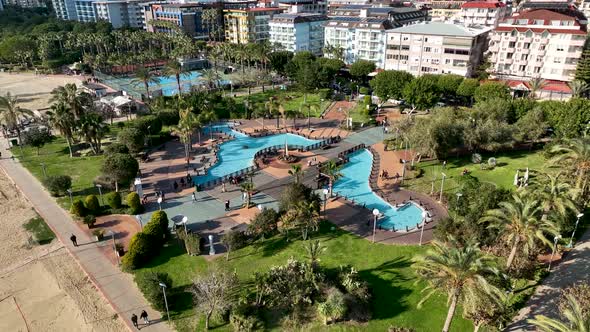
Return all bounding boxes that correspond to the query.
[0,141,171,332]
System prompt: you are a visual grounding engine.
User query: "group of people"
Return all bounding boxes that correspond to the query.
[172,173,194,192]
[130,310,150,329]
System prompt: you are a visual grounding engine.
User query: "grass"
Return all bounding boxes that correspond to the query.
[349,99,372,124]
[135,222,473,332]
[235,89,332,117]
[23,214,55,245]
[405,149,549,196]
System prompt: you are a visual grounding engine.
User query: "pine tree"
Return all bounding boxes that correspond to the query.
[575,49,590,84]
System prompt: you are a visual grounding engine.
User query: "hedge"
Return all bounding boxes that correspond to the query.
[70,199,86,217]
[126,192,142,214]
[105,191,122,209]
[84,194,100,215]
[42,175,72,196]
[122,232,152,270]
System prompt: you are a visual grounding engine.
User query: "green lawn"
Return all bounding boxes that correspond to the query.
[235,89,331,117]
[135,222,473,332]
[405,149,549,196]
[23,215,55,245]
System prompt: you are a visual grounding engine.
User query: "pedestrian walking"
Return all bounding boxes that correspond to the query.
[173,181,178,191]
[70,234,78,247]
[131,314,139,329]
[140,310,149,325]
[242,191,247,202]
[221,182,226,193]
[225,200,230,211]
[192,192,197,203]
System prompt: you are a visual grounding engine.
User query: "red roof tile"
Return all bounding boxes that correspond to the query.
[495,26,586,34]
[502,79,572,93]
[461,1,506,9]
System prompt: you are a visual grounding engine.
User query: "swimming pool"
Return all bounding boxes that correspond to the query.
[332,149,425,231]
[195,124,321,185]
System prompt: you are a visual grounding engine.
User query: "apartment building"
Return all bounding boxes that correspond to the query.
[4,0,46,8]
[327,0,371,6]
[52,0,77,20]
[581,0,590,19]
[277,0,327,14]
[328,5,430,26]
[269,13,328,54]
[144,3,208,38]
[458,0,510,27]
[421,0,466,21]
[75,0,98,22]
[324,16,393,67]
[488,9,587,82]
[224,7,284,43]
[94,0,146,28]
[384,22,492,76]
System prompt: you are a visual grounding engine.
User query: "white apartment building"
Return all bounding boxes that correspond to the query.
[277,0,326,14]
[488,9,587,82]
[52,0,77,20]
[581,0,590,19]
[4,0,46,7]
[458,0,510,27]
[94,0,146,28]
[269,13,328,55]
[324,16,393,68]
[384,22,492,76]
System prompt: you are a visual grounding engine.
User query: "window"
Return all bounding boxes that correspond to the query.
[506,52,513,59]
[557,45,564,51]
[424,47,431,52]
[508,41,516,47]
[503,64,511,70]
[534,67,541,73]
[521,54,528,60]
[524,43,531,49]
[519,65,526,71]
[539,45,546,51]
[536,56,543,62]
[554,57,562,63]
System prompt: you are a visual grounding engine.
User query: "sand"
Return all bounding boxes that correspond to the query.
[0,72,82,111]
[0,169,126,332]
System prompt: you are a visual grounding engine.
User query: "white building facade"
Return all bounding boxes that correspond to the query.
[458,0,510,27]
[384,22,492,77]
[488,9,587,82]
[269,13,328,55]
[94,0,146,28]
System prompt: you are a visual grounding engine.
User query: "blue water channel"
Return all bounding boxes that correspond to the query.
[332,149,424,231]
[106,70,227,96]
[194,125,320,185]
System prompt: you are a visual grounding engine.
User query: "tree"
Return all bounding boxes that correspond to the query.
[456,78,480,104]
[528,294,590,332]
[474,82,510,103]
[248,208,279,239]
[528,77,547,100]
[50,83,91,119]
[132,66,160,99]
[190,269,239,330]
[436,74,464,97]
[135,271,172,312]
[23,127,52,155]
[403,76,439,110]
[369,70,414,104]
[543,99,590,138]
[288,164,304,183]
[101,153,139,192]
[47,102,76,157]
[349,60,376,81]
[321,160,342,196]
[480,193,558,269]
[172,108,199,164]
[514,108,549,143]
[414,239,502,332]
[534,172,578,222]
[126,192,142,214]
[269,50,293,75]
[280,200,320,240]
[568,80,589,98]
[575,49,590,84]
[122,232,152,270]
[117,127,144,154]
[0,92,34,154]
[43,175,72,196]
[221,230,247,261]
[550,138,590,199]
[304,239,325,270]
[318,288,347,325]
[0,35,36,67]
[77,113,108,154]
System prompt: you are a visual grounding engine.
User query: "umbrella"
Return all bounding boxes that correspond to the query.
[514,170,519,186]
[524,168,529,182]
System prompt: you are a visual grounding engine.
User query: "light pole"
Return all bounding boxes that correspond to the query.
[400,160,406,185]
[157,197,162,210]
[159,282,171,321]
[40,162,47,178]
[147,125,152,147]
[95,184,103,204]
[439,173,447,202]
[181,216,188,234]
[568,213,584,248]
[66,188,73,205]
[419,210,428,246]
[135,215,143,231]
[547,235,562,272]
[208,234,215,255]
[456,192,463,204]
[372,208,379,243]
[323,188,329,216]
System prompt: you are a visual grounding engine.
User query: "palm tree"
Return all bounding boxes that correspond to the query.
[131,66,160,99]
[47,102,76,157]
[265,97,281,129]
[164,59,189,95]
[304,239,325,270]
[77,113,108,154]
[285,108,300,129]
[568,80,589,98]
[321,160,342,197]
[302,102,320,130]
[480,193,559,269]
[280,200,320,240]
[528,294,589,332]
[172,108,198,166]
[251,103,268,131]
[0,92,34,155]
[550,138,590,199]
[49,83,90,119]
[202,68,221,90]
[199,109,218,141]
[414,239,502,332]
[240,182,255,209]
[535,172,579,221]
[288,164,304,183]
[528,77,547,100]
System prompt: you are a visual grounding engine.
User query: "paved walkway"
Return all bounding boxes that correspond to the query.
[505,227,590,331]
[0,141,171,332]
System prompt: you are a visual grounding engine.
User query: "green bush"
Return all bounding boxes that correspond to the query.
[118,127,144,154]
[42,175,71,196]
[359,87,370,95]
[155,109,180,126]
[84,195,100,214]
[70,199,86,217]
[134,271,172,312]
[132,115,162,135]
[105,191,122,209]
[248,208,279,239]
[83,215,96,228]
[122,232,152,270]
[143,219,164,247]
[126,192,142,214]
[183,232,201,255]
[150,210,170,240]
[104,142,129,155]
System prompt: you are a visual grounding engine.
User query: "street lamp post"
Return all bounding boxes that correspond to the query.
[456,192,463,204]
[372,209,379,243]
[548,235,562,272]
[95,184,103,204]
[66,188,73,205]
[147,125,152,147]
[40,162,47,178]
[159,282,171,321]
[157,197,162,210]
[439,173,447,202]
[568,213,585,248]
[323,189,329,216]
[135,215,143,230]
[419,210,428,246]
[181,216,188,234]
[400,160,406,185]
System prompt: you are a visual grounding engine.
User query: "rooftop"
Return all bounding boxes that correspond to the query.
[271,13,329,22]
[389,22,492,36]
[461,1,506,9]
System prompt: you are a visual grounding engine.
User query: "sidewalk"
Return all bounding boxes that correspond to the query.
[0,142,172,332]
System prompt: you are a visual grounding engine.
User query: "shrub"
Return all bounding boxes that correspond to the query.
[150,210,170,240]
[118,127,144,154]
[122,232,152,270]
[183,232,201,255]
[43,175,71,196]
[155,109,180,126]
[143,219,164,247]
[359,87,370,95]
[84,195,100,214]
[105,191,122,209]
[92,228,105,240]
[104,142,129,155]
[279,183,320,212]
[318,288,347,325]
[83,215,96,228]
[487,157,497,169]
[248,208,279,239]
[132,115,162,135]
[230,306,263,332]
[126,192,142,214]
[70,199,86,217]
[134,271,172,311]
[23,127,52,154]
[101,153,139,190]
[559,282,590,318]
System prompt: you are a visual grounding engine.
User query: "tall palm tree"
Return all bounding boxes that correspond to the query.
[285,108,300,129]
[49,83,90,119]
[172,108,198,165]
[240,181,255,209]
[550,138,590,199]
[47,102,76,157]
[321,160,342,197]
[414,239,502,332]
[0,92,34,154]
[288,164,304,183]
[199,109,218,141]
[568,80,589,98]
[534,172,579,221]
[304,240,325,270]
[528,77,547,100]
[77,113,108,154]
[164,59,189,95]
[252,103,267,130]
[302,102,320,130]
[480,193,559,269]
[202,68,221,90]
[280,200,320,240]
[131,66,160,99]
[266,97,281,129]
[528,294,589,332]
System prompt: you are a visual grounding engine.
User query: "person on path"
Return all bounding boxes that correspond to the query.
[221,182,226,193]
[131,314,139,329]
[70,234,77,247]
[192,192,197,203]
[225,200,230,211]
[140,310,149,325]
